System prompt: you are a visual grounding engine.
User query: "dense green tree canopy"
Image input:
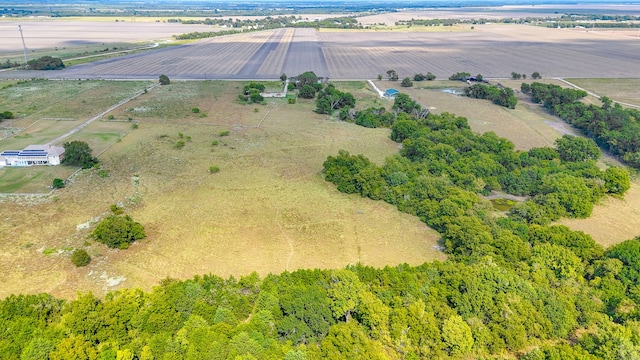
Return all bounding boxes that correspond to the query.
[555,134,601,162]
[61,141,98,169]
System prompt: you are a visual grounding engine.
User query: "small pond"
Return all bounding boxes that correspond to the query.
[441,89,465,95]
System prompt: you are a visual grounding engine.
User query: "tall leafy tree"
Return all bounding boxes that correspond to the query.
[555,135,601,162]
[62,141,98,168]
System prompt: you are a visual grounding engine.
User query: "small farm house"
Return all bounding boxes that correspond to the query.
[0,145,65,167]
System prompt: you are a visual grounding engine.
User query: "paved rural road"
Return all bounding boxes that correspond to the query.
[46,83,159,146]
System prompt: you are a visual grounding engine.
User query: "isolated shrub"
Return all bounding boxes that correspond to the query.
[159,74,170,85]
[288,97,296,104]
[425,72,436,80]
[531,71,541,79]
[413,73,426,81]
[107,115,115,120]
[71,249,91,267]
[211,140,219,146]
[0,110,14,120]
[192,107,200,113]
[110,204,124,215]
[209,166,220,173]
[401,77,413,87]
[218,130,230,137]
[280,73,287,81]
[92,215,146,249]
[97,169,109,178]
[52,178,65,189]
[175,140,185,149]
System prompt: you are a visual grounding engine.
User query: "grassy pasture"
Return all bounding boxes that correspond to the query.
[0,166,75,193]
[0,79,152,192]
[2,79,639,299]
[0,80,444,299]
[565,78,640,107]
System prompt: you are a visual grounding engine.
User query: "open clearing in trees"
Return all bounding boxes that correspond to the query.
[1,22,639,80]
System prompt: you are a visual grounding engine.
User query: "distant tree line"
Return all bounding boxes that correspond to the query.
[523,82,640,168]
[396,18,459,26]
[173,29,244,40]
[173,16,362,40]
[0,59,21,69]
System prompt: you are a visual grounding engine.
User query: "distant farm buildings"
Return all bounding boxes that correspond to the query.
[384,88,399,98]
[0,145,65,167]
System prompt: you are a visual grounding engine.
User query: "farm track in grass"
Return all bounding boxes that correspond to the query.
[2,23,640,81]
[0,80,444,299]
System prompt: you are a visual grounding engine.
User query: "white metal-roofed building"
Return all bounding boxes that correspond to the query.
[0,145,65,166]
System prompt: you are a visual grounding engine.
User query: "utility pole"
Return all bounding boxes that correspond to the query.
[18,25,28,65]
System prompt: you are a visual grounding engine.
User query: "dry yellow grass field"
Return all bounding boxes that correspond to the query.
[0,81,443,299]
[565,78,640,107]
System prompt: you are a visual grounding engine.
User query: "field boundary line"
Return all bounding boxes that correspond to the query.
[255,103,275,128]
[556,78,640,110]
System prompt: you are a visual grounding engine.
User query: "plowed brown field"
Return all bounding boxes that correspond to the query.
[2,22,639,80]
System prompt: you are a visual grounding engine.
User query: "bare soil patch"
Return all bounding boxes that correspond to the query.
[3,23,640,81]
